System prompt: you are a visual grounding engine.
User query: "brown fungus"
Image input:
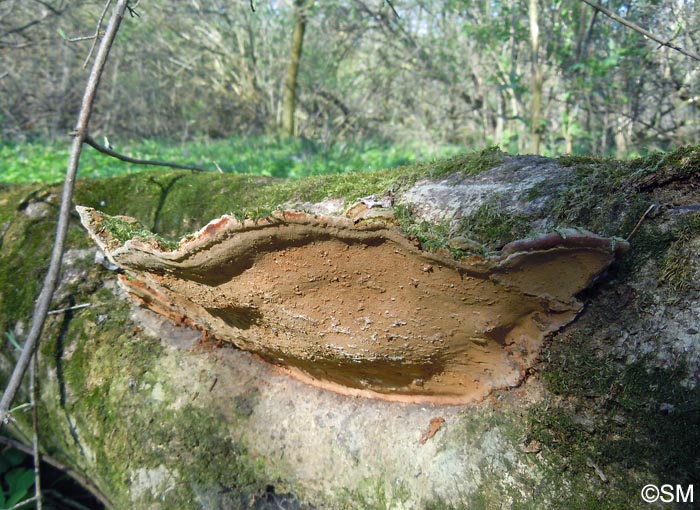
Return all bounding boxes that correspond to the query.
[77,205,628,405]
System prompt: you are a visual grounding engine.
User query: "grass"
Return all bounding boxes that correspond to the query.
[0,136,463,184]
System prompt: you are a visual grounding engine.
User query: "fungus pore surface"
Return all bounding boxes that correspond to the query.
[77,205,628,404]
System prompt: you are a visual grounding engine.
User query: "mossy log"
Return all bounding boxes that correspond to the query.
[1,148,699,509]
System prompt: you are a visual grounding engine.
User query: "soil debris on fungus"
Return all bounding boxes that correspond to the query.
[77,204,629,405]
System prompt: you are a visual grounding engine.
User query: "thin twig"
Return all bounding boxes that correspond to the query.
[385,0,399,18]
[626,203,657,241]
[82,0,112,69]
[0,0,129,427]
[581,0,700,62]
[84,134,210,172]
[8,495,38,510]
[126,0,141,18]
[30,354,42,510]
[66,34,97,43]
[249,0,255,12]
[32,0,63,16]
[41,489,96,510]
[0,436,113,509]
[47,303,91,315]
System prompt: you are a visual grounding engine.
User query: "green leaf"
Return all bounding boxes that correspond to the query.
[4,330,21,351]
[0,449,25,475]
[5,467,34,507]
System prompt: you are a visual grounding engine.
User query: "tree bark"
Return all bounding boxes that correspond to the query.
[529,0,543,154]
[281,0,312,138]
[1,149,699,509]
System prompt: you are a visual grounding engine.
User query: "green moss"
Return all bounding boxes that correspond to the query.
[336,477,412,510]
[557,154,610,168]
[100,214,178,250]
[69,148,507,246]
[395,199,533,257]
[529,296,700,507]
[548,161,635,235]
[0,184,45,225]
[423,146,506,179]
[628,145,700,180]
[659,215,700,293]
[394,204,452,252]
[0,207,56,336]
[459,202,533,250]
[35,287,270,507]
[661,240,694,292]
[550,146,700,241]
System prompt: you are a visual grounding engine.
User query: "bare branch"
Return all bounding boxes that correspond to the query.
[581,0,700,62]
[84,135,210,172]
[385,0,399,19]
[0,0,129,427]
[30,355,42,510]
[31,0,63,16]
[64,34,97,43]
[0,17,44,40]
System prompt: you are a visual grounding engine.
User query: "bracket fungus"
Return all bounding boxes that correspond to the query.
[77,204,628,405]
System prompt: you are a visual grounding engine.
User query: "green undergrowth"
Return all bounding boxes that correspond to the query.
[0,137,464,184]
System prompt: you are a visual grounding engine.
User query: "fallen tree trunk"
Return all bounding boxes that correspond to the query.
[1,148,699,509]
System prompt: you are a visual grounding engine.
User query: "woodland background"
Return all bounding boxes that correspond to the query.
[1,0,700,162]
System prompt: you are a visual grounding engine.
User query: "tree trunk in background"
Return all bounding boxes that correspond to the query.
[529,0,543,154]
[282,0,311,138]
